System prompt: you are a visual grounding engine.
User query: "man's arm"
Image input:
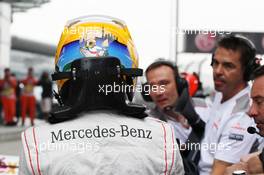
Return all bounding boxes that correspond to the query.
[212,113,259,174]
[224,162,248,175]
[224,152,263,175]
[246,155,263,174]
[211,159,232,175]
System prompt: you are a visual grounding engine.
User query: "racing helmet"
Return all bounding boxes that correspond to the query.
[50,15,145,123]
[55,15,139,91]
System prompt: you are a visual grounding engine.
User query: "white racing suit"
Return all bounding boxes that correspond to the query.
[19,111,184,175]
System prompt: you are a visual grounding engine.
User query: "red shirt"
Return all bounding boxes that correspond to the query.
[0,76,17,99]
[21,76,38,96]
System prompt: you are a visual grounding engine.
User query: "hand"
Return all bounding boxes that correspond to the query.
[225,153,263,175]
[244,155,263,174]
[163,108,190,129]
[174,88,200,125]
[174,88,205,129]
[177,114,190,129]
[240,151,261,162]
[224,162,248,175]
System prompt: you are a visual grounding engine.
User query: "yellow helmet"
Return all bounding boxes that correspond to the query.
[49,16,146,123]
[54,15,139,91]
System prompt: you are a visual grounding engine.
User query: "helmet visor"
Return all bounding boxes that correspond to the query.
[57,38,133,72]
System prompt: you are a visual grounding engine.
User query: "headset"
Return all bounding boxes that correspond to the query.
[211,35,259,81]
[141,59,188,102]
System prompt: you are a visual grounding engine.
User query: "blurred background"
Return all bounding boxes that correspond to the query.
[2,0,264,90]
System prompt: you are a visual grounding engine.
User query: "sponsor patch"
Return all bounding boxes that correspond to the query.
[50,125,153,143]
[229,133,244,141]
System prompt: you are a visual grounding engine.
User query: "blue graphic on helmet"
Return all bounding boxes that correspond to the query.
[57,38,133,72]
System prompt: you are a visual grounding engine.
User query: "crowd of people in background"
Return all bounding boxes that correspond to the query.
[0,67,53,126]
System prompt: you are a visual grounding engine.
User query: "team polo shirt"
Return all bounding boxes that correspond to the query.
[198,86,258,175]
[19,112,184,175]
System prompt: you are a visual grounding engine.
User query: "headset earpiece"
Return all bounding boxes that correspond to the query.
[176,76,189,95]
[235,35,257,81]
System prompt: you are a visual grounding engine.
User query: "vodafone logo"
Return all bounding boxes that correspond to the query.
[195,33,216,52]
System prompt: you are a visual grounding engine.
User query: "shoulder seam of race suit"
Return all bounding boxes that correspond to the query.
[23,130,36,175]
[168,124,175,175]
[161,122,168,175]
[32,127,42,175]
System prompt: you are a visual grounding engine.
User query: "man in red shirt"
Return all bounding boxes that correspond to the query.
[0,68,17,125]
[20,67,38,126]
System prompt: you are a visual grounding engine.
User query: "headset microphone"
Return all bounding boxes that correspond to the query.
[247,126,262,137]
